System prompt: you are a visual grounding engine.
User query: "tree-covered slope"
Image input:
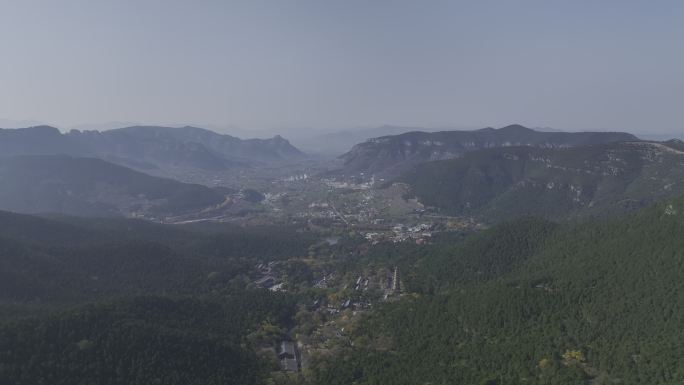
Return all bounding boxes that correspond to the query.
[0,211,315,314]
[0,211,312,384]
[400,141,684,222]
[0,155,226,217]
[310,196,684,385]
[0,293,295,385]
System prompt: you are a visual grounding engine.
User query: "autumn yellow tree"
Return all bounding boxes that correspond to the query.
[562,350,585,364]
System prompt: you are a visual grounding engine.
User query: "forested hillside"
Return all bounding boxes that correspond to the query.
[4,171,684,385]
[400,141,684,222]
[309,196,684,385]
[0,211,315,317]
[0,155,227,217]
[0,293,295,385]
[0,208,320,385]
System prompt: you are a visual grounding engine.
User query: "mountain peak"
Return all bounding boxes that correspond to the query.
[15,125,62,135]
[338,125,639,179]
[499,124,534,132]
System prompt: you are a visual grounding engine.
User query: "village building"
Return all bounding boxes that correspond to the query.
[278,341,299,372]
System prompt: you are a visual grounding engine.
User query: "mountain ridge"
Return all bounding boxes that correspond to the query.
[338,124,639,179]
[0,125,305,177]
[398,140,684,221]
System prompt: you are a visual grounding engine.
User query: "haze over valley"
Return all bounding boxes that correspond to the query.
[2,1,684,385]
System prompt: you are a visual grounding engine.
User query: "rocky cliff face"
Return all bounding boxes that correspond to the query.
[0,125,305,174]
[338,125,638,179]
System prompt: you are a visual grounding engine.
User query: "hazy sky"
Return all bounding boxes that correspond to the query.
[0,0,682,133]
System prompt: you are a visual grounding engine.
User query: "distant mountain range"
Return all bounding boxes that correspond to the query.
[0,155,227,217]
[400,140,684,221]
[296,125,568,156]
[290,125,455,155]
[0,125,305,177]
[338,124,639,179]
